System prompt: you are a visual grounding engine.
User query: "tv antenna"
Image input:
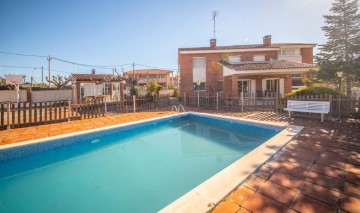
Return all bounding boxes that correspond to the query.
[212,11,219,39]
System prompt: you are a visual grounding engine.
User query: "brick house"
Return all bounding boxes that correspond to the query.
[178,35,317,96]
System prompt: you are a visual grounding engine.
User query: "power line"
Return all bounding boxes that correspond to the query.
[52,57,132,69]
[135,63,177,71]
[0,51,47,58]
[0,50,179,72]
[0,64,39,69]
[0,64,72,74]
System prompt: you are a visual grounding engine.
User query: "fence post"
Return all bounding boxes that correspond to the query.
[133,95,136,112]
[7,102,10,130]
[241,92,244,112]
[183,92,187,106]
[104,97,107,115]
[275,93,278,113]
[329,94,333,119]
[156,95,159,110]
[216,92,219,110]
[68,99,71,122]
[197,92,200,107]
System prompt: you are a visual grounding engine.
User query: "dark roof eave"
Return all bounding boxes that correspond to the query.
[179,43,317,51]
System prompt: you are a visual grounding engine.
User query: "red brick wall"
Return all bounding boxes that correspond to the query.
[301,48,314,64]
[179,50,278,94]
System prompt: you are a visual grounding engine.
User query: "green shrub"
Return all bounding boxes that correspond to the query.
[285,86,338,97]
[146,81,162,95]
[173,88,179,97]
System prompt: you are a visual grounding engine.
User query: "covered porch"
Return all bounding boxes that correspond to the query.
[219,60,317,97]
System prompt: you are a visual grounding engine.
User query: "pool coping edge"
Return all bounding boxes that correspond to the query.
[159,112,303,213]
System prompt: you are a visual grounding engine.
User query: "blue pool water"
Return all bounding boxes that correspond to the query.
[0,114,280,213]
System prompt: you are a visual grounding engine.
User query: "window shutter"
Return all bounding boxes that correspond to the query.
[192,58,206,83]
[251,80,256,95]
[279,78,285,96]
[262,79,266,93]
[84,83,95,96]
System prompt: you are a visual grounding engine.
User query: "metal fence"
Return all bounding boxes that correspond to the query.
[182,92,360,119]
[0,95,170,130]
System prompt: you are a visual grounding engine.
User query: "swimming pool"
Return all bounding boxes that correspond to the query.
[0,113,300,213]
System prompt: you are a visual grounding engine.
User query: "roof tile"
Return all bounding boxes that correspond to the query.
[219,60,316,71]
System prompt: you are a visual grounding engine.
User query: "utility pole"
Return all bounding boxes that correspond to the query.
[41,66,44,87]
[47,55,51,88]
[31,76,33,88]
[132,62,135,78]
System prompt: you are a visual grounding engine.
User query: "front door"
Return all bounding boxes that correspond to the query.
[238,80,250,96]
[265,79,279,95]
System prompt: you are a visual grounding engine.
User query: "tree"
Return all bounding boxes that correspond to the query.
[46,75,72,89]
[146,80,162,95]
[315,0,360,97]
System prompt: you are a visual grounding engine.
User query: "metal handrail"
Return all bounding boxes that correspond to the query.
[171,105,178,114]
[178,104,185,113]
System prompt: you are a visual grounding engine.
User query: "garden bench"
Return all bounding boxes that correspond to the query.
[284,100,330,122]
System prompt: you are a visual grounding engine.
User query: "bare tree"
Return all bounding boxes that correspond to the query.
[46,75,72,89]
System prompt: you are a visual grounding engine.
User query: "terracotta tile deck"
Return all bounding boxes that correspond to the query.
[190,110,359,213]
[0,110,174,146]
[0,109,359,213]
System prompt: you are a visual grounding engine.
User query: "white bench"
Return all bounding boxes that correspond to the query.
[284,100,330,122]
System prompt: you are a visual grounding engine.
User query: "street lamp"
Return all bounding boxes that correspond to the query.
[336,71,343,121]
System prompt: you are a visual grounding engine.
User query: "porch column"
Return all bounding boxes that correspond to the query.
[231,75,238,97]
[223,76,232,95]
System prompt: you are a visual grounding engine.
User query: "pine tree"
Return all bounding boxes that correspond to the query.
[316,0,360,97]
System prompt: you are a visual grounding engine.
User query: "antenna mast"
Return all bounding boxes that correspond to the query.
[212,11,219,39]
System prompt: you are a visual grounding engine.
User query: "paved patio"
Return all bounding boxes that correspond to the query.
[0,111,173,145]
[0,110,359,213]
[198,111,360,213]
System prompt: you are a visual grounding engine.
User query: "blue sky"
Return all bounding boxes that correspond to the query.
[0,0,333,83]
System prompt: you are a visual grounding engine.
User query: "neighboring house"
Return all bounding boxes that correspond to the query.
[178,35,317,96]
[71,71,124,104]
[124,69,173,89]
[170,75,180,89]
[0,77,5,85]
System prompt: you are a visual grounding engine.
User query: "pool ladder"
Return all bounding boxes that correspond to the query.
[171,104,185,116]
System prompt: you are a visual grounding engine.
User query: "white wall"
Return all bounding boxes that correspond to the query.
[31,90,72,102]
[0,90,27,103]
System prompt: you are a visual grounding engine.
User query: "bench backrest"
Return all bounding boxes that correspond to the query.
[287,100,330,112]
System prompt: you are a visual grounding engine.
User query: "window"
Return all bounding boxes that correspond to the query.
[281,50,297,56]
[112,83,120,96]
[238,80,250,96]
[103,83,111,95]
[218,81,223,91]
[193,57,206,86]
[292,73,302,78]
[80,83,84,98]
[228,56,241,64]
[253,55,265,62]
[193,82,206,91]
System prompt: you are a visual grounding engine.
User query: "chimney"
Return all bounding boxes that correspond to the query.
[263,35,272,46]
[91,69,96,74]
[210,39,216,48]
